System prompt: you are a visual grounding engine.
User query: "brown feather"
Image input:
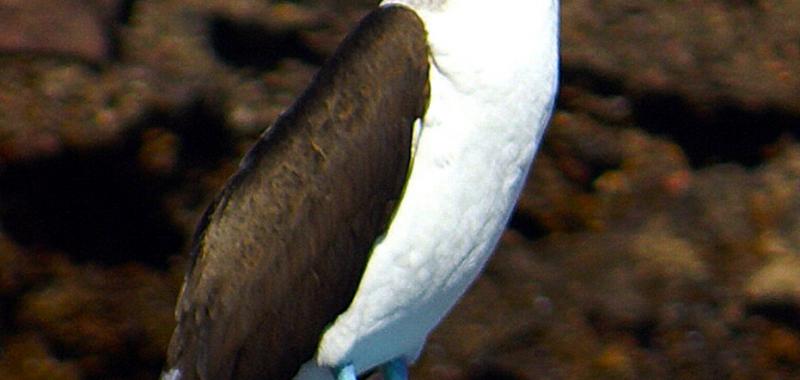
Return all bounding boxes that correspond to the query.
[165,5,430,380]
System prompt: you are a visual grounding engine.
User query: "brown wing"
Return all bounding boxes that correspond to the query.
[165,5,430,380]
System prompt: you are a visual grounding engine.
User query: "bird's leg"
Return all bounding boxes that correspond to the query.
[380,358,408,380]
[334,363,357,380]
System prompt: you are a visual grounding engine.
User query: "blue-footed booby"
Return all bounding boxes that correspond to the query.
[163,0,559,379]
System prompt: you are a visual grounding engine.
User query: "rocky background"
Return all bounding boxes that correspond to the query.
[0,0,798,379]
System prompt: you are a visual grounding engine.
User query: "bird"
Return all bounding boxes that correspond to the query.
[162,0,559,379]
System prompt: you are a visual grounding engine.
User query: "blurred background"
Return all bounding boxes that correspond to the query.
[0,0,798,379]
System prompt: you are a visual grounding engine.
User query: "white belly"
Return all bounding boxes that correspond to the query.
[301,0,559,376]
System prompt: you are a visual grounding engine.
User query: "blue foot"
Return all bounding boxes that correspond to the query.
[381,358,408,380]
[334,363,356,380]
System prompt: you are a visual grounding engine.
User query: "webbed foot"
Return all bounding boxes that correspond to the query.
[334,363,357,380]
[380,358,408,380]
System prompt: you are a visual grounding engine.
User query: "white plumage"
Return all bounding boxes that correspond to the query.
[298,0,559,377]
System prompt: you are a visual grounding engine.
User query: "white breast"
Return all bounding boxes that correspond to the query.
[302,0,559,376]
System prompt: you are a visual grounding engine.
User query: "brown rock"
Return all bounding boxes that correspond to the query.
[562,0,800,113]
[0,0,120,63]
[0,334,81,380]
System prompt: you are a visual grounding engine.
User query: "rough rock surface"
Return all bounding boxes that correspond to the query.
[0,0,798,379]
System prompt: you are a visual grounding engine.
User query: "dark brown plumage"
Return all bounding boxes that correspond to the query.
[165,5,430,380]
